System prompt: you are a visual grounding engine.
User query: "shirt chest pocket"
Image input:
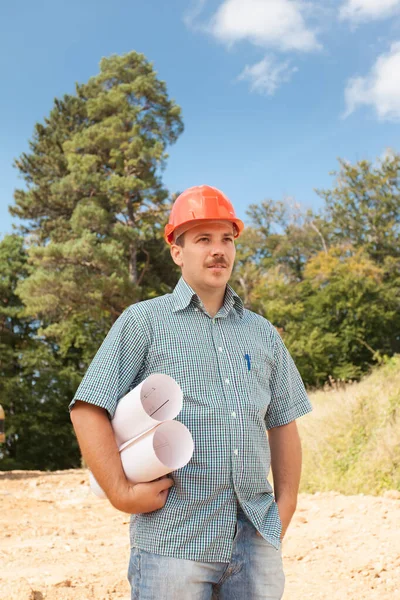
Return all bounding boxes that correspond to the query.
[238,351,274,416]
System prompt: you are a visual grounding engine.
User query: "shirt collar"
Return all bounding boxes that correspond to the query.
[172,277,244,318]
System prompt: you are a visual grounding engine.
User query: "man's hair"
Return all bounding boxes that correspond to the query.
[174,234,185,247]
[173,223,236,247]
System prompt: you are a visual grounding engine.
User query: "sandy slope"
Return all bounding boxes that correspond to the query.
[1,469,399,600]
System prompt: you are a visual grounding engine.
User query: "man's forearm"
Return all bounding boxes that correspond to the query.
[70,401,128,504]
[268,420,302,538]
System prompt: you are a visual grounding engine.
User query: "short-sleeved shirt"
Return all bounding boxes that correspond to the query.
[71,277,312,562]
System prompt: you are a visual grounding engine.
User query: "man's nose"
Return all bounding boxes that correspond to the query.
[211,245,224,256]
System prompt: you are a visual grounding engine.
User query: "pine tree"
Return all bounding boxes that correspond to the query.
[11,52,183,361]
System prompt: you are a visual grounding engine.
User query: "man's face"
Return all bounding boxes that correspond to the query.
[170,221,236,293]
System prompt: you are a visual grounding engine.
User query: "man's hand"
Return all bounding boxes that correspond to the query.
[108,476,174,514]
[70,402,174,515]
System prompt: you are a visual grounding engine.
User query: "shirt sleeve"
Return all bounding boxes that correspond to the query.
[265,328,312,429]
[69,306,150,418]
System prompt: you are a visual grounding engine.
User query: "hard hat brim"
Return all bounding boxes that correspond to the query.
[165,217,244,245]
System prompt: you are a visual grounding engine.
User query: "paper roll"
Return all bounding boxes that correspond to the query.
[111,373,183,448]
[121,420,194,482]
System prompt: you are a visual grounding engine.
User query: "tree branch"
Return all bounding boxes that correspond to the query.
[137,247,150,287]
[310,220,328,254]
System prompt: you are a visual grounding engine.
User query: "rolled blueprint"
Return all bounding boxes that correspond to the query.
[90,420,194,498]
[111,373,183,448]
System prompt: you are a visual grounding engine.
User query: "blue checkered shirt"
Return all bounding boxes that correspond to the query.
[71,277,312,562]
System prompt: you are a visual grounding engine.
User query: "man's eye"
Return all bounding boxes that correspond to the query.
[199,237,209,242]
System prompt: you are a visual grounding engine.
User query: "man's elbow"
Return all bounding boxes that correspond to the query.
[70,400,108,426]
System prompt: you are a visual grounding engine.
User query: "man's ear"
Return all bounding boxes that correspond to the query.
[170,244,183,267]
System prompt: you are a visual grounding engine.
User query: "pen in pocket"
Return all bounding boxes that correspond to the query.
[244,353,251,371]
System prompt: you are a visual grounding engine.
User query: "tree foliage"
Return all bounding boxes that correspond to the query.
[317,156,400,264]
[233,155,400,386]
[0,235,81,469]
[12,52,183,362]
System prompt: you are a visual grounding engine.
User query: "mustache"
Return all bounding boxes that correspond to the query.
[206,258,229,267]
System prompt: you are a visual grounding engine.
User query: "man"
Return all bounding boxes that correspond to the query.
[70,185,312,599]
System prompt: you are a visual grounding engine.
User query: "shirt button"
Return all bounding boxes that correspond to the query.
[194,308,199,312]
[218,347,223,352]
[225,378,230,384]
[231,411,236,418]
[234,449,239,456]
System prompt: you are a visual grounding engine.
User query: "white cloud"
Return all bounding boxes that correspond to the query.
[343,42,400,121]
[340,0,400,23]
[238,56,298,95]
[208,0,321,52]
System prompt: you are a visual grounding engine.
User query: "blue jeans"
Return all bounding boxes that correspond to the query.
[128,509,285,599]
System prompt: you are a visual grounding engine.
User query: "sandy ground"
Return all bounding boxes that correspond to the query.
[1,469,399,600]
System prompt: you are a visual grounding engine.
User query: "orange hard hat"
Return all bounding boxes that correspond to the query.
[164,185,244,244]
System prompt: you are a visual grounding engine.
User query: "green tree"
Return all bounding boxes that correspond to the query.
[11,52,183,362]
[233,198,330,311]
[317,155,400,265]
[233,158,400,386]
[0,235,80,469]
[260,245,400,387]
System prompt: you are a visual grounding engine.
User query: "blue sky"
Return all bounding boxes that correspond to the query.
[1,0,400,237]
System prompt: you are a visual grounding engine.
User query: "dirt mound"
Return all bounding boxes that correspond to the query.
[0,469,399,599]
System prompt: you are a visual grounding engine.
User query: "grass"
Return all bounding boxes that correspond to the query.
[298,355,400,495]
